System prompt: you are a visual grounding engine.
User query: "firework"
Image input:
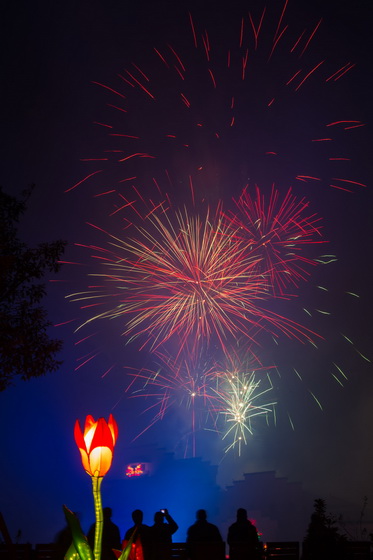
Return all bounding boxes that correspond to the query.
[216,371,274,455]
[68,202,321,356]
[126,344,275,456]
[67,1,366,211]
[225,184,326,295]
[126,345,220,456]
[211,353,276,455]
[63,2,369,451]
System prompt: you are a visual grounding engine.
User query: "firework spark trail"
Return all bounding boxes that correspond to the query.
[211,355,276,455]
[68,203,323,356]
[128,354,217,417]
[124,347,222,455]
[216,374,275,455]
[125,345,275,455]
[67,3,365,208]
[62,3,370,450]
[226,184,326,295]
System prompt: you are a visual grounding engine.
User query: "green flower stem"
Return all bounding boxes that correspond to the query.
[91,476,103,560]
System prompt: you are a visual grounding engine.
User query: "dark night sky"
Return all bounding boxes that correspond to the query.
[1,0,373,547]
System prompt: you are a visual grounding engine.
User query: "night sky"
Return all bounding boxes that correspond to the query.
[1,0,373,548]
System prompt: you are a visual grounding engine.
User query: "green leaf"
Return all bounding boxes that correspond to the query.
[63,505,94,560]
[64,542,80,560]
[118,528,137,560]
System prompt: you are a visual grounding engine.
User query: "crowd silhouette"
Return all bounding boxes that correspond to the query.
[55,506,261,560]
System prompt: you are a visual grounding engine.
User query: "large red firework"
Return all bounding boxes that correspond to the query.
[62,1,369,449]
[69,202,320,355]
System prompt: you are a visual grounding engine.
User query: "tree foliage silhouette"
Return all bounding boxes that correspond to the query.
[303,498,347,560]
[0,185,67,391]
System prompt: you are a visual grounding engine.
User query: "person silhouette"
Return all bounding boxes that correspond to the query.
[122,509,151,560]
[150,509,178,560]
[88,507,121,560]
[186,510,223,560]
[227,508,260,560]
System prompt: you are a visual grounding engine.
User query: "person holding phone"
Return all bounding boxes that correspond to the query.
[150,509,178,560]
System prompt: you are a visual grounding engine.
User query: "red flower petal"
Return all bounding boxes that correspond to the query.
[108,414,119,445]
[91,418,114,452]
[74,420,87,452]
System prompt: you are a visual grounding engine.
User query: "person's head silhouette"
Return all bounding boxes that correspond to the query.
[196,509,207,521]
[236,508,248,522]
[154,511,164,524]
[132,510,143,525]
[103,507,113,520]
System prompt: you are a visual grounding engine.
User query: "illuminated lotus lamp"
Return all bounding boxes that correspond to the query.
[73,414,118,560]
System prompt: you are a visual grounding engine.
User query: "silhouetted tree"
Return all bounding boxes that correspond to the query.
[0,185,66,391]
[302,498,347,560]
[338,495,371,542]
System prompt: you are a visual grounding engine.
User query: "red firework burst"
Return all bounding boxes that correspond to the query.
[225,184,327,295]
[69,202,320,355]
